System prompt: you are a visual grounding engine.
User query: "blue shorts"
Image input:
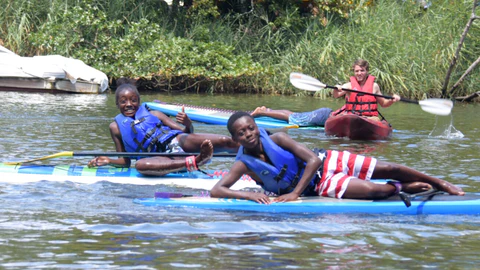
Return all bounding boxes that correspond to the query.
[288,108,332,126]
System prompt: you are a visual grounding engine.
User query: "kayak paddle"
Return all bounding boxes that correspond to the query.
[4,151,237,165]
[289,72,454,116]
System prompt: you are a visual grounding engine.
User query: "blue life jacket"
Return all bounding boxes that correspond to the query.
[235,128,318,195]
[115,103,183,153]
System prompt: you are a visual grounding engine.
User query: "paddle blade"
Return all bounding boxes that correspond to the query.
[418,98,453,116]
[289,72,326,92]
[284,124,300,129]
[4,151,74,165]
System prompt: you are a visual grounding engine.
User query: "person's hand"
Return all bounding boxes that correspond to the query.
[248,192,272,204]
[88,156,110,168]
[176,106,192,128]
[273,193,299,203]
[392,94,401,102]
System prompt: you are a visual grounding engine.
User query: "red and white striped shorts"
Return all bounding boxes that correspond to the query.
[315,150,377,198]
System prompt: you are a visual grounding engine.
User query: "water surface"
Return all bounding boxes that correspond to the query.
[0,91,479,269]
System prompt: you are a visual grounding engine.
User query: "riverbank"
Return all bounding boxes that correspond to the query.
[1,0,478,98]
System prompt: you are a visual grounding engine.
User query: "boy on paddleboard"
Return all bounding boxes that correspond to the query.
[87,79,238,176]
[210,112,464,203]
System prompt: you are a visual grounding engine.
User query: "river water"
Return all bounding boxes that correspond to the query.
[0,91,479,269]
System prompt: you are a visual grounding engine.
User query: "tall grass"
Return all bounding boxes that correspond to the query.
[261,0,479,97]
[0,0,478,97]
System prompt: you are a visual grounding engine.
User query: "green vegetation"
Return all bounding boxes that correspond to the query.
[0,0,478,98]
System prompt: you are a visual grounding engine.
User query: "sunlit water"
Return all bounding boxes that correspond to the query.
[0,91,479,268]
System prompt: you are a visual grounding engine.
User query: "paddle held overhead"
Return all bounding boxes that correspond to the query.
[289,72,453,116]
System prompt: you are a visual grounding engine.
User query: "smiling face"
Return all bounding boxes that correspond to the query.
[230,115,261,150]
[116,88,140,118]
[353,65,368,85]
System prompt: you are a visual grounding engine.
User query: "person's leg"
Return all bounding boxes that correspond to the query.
[317,171,398,199]
[177,133,239,153]
[343,178,396,199]
[251,106,293,121]
[318,150,447,199]
[136,140,213,176]
[310,107,333,126]
[371,161,464,195]
[288,108,332,126]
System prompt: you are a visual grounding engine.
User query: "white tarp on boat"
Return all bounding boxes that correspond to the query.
[0,45,109,92]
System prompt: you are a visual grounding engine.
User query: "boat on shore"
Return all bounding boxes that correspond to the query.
[325,114,392,140]
[0,45,108,94]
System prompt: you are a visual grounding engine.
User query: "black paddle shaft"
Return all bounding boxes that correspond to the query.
[73,151,237,157]
[324,85,420,104]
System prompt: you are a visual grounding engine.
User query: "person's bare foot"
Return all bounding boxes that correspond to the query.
[401,182,432,194]
[196,139,213,166]
[251,106,268,117]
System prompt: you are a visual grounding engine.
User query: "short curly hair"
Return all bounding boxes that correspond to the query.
[115,78,140,105]
[227,111,254,136]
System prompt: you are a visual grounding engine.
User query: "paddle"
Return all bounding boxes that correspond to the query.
[4,151,237,165]
[289,72,454,116]
[155,192,193,198]
[399,189,444,207]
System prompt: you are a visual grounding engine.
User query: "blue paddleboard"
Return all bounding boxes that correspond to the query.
[134,193,480,215]
[145,101,324,130]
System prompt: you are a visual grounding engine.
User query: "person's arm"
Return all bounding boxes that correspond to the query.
[175,106,194,133]
[151,109,194,133]
[270,132,323,202]
[333,82,351,98]
[374,83,401,107]
[88,122,131,168]
[210,161,272,204]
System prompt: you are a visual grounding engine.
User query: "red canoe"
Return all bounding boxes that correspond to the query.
[325,114,392,140]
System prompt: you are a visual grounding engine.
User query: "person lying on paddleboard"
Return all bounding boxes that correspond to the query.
[332,58,401,121]
[87,78,238,176]
[250,106,332,127]
[210,111,464,203]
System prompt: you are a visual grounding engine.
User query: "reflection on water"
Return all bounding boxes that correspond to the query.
[0,91,479,268]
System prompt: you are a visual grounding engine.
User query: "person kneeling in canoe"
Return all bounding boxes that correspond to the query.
[332,59,400,121]
[87,79,238,176]
[210,112,464,203]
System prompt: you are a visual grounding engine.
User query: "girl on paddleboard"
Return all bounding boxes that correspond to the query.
[211,112,464,203]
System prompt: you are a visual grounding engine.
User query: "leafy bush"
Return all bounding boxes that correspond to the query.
[1,0,477,96]
[27,1,266,92]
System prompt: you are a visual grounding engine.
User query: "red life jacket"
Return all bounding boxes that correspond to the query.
[332,75,378,117]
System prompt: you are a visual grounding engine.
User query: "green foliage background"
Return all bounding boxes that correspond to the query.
[0,0,478,98]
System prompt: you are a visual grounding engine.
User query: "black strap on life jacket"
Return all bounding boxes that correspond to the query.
[131,119,171,152]
[130,118,146,135]
[274,165,288,182]
[346,93,378,115]
[276,161,305,195]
